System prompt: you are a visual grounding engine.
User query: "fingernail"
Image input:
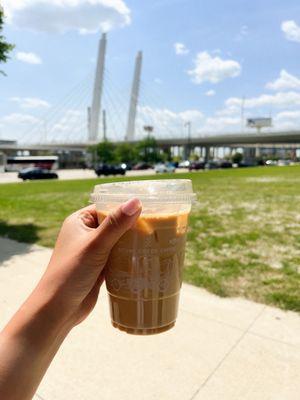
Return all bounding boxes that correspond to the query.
[121,198,141,216]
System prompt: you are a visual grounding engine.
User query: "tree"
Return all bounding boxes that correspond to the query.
[88,140,116,164]
[0,7,14,76]
[115,142,138,164]
[136,136,163,163]
[232,152,243,164]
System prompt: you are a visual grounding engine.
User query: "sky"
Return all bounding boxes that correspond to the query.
[2,0,300,143]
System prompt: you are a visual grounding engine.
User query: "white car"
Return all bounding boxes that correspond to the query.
[265,160,277,166]
[154,163,176,173]
[178,160,190,168]
[277,159,290,166]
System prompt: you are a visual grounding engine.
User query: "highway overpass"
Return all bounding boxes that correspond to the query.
[1,130,300,166]
[1,130,300,153]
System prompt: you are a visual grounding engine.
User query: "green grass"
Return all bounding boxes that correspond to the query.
[0,166,300,312]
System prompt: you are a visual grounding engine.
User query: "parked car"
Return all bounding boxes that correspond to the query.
[95,164,126,176]
[189,161,205,171]
[277,159,290,166]
[18,167,58,181]
[121,163,133,170]
[132,162,152,170]
[219,160,233,168]
[154,163,176,173]
[238,161,256,168]
[265,160,277,166]
[178,160,190,168]
[205,161,219,170]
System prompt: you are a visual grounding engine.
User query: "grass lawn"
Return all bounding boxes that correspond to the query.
[0,166,299,312]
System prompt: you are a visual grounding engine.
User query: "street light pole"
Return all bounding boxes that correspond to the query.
[143,125,154,139]
[184,121,191,159]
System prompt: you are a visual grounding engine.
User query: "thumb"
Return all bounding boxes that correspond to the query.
[94,198,142,251]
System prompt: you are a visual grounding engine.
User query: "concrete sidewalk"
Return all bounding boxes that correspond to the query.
[0,237,299,400]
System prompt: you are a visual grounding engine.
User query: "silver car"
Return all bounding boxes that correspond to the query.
[154,163,176,173]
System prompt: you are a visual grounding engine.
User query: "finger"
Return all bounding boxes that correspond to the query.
[95,198,142,250]
[76,204,99,228]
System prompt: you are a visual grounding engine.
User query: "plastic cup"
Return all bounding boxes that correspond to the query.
[90,179,195,335]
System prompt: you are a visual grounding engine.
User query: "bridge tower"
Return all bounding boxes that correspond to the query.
[88,33,107,142]
[125,51,143,141]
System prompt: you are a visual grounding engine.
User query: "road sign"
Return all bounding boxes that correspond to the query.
[247,118,272,128]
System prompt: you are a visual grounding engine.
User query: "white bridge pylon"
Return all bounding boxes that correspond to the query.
[125,50,143,141]
[88,33,143,143]
[88,33,107,142]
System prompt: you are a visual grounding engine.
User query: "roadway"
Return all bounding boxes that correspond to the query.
[0,168,189,184]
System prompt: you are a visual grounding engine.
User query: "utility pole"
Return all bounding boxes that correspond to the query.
[125,51,143,141]
[89,33,107,142]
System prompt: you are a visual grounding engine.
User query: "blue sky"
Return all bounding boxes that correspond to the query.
[2,0,300,142]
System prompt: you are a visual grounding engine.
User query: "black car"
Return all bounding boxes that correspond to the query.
[189,161,205,171]
[18,168,58,181]
[205,161,219,170]
[95,164,126,177]
[219,160,233,168]
[238,161,256,168]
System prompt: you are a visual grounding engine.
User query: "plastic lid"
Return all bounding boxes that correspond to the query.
[90,179,196,204]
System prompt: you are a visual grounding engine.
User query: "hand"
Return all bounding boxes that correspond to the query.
[0,198,142,400]
[39,198,142,327]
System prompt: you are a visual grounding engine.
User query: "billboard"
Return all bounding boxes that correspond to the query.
[247,118,272,128]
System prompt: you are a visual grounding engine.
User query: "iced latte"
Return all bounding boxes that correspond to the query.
[91,180,195,335]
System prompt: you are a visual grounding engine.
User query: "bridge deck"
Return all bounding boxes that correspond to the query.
[1,130,300,152]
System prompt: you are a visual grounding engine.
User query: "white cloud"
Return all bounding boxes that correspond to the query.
[0,113,40,141]
[215,106,240,116]
[1,113,39,125]
[3,0,131,34]
[205,89,216,96]
[136,106,203,138]
[154,78,163,84]
[226,91,300,109]
[174,42,189,55]
[273,110,300,130]
[240,25,248,35]
[275,110,300,120]
[16,51,42,64]
[10,97,50,109]
[281,20,300,43]
[235,25,249,41]
[266,69,300,90]
[188,51,241,84]
[179,109,204,121]
[50,110,85,134]
[201,116,241,132]
[0,108,88,142]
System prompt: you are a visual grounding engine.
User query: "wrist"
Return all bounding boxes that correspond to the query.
[2,280,73,349]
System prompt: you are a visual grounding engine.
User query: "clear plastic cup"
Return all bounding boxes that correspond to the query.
[90,179,196,335]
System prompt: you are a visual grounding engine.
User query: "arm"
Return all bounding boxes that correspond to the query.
[0,198,141,400]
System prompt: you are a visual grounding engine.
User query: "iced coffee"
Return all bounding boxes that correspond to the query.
[91,180,195,335]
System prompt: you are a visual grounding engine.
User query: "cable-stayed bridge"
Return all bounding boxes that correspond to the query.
[4,33,184,147]
[1,33,300,159]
